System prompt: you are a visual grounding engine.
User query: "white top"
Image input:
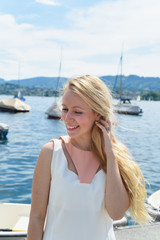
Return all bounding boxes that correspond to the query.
[43,139,115,240]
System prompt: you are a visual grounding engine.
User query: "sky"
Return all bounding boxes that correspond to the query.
[0,0,160,80]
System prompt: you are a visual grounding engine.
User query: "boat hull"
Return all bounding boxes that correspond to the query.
[0,123,9,139]
[47,115,61,120]
[0,98,30,113]
[0,107,29,113]
[0,232,26,240]
[147,190,160,221]
[113,103,143,115]
[0,131,8,139]
[45,104,61,120]
[0,203,30,240]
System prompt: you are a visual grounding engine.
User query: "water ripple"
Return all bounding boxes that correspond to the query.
[0,97,160,207]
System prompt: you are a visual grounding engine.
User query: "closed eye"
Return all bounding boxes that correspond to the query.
[74,111,83,114]
[62,108,83,114]
[62,108,68,112]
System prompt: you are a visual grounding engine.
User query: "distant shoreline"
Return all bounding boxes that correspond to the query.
[0,84,160,100]
[0,74,160,100]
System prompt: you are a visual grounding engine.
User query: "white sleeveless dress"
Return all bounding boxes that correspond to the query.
[43,139,116,240]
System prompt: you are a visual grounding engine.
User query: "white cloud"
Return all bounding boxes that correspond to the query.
[0,0,160,80]
[0,14,61,80]
[68,0,160,50]
[36,0,60,6]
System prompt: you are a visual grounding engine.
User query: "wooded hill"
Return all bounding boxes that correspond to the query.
[0,75,160,99]
[0,75,160,91]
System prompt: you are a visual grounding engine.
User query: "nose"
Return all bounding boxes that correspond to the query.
[64,111,74,122]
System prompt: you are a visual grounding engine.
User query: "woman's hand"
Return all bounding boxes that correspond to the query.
[95,119,111,135]
[95,119,113,155]
[96,119,129,220]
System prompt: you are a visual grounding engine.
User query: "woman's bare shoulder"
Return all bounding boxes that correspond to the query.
[38,141,54,165]
[42,140,54,151]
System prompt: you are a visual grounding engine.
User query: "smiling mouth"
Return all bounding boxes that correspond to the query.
[67,125,79,130]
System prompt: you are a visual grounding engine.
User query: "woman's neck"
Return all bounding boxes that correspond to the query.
[70,137,91,151]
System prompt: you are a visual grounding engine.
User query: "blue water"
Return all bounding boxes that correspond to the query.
[0,95,160,224]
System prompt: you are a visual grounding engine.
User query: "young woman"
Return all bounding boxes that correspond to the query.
[27,75,150,240]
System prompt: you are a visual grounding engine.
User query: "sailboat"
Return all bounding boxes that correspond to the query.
[113,51,142,115]
[0,97,30,112]
[45,99,62,119]
[45,49,62,120]
[0,63,30,113]
[13,62,26,101]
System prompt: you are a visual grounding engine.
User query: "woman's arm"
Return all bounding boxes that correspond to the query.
[104,143,129,220]
[96,121,129,220]
[27,141,54,240]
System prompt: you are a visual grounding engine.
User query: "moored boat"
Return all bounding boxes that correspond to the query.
[147,190,160,221]
[0,203,30,240]
[0,202,128,239]
[113,98,142,115]
[0,98,30,113]
[46,47,62,120]
[45,102,61,120]
[113,49,143,115]
[0,123,9,139]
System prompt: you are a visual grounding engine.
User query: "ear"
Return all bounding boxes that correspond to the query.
[95,114,101,121]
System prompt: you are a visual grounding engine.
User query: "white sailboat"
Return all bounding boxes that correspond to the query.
[113,51,142,115]
[45,99,62,120]
[0,98,30,113]
[45,49,62,120]
[14,62,26,101]
[0,62,30,113]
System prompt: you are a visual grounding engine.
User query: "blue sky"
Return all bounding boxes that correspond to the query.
[0,0,160,80]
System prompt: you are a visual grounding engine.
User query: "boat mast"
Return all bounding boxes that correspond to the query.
[56,47,63,91]
[119,50,123,104]
[54,47,62,104]
[18,61,21,97]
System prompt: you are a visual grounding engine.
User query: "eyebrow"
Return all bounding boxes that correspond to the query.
[62,104,84,110]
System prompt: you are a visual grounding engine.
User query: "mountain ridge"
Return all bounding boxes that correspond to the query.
[0,75,160,91]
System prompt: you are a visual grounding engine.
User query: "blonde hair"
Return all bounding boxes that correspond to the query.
[64,75,150,224]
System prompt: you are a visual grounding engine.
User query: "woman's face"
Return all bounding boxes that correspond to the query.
[61,89,98,145]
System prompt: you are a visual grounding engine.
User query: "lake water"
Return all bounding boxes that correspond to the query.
[0,95,160,224]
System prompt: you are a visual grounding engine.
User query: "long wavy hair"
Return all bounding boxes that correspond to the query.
[63,74,150,224]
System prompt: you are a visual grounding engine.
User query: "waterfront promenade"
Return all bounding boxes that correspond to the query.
[114,222,160,240]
